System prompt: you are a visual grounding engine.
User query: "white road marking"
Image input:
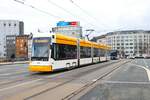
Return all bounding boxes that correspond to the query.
[0,69,8,72]
[0,70,28,76]
[0,66,27,71]
[105,80,150,84]
[130,63,150,81]
[0,73,13,76]
[0,79,42,92]
[143,59,149,68]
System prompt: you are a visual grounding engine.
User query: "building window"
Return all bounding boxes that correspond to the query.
[117,47,120,49]
[130,39,133,41]
[9,23,11,26]
[3,23,6,27]
[14,23,16,26]
[126,51,128,53]
[130,47,133,49]
[130,43,133,45]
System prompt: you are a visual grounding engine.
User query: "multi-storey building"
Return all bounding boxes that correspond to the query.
[16,35,29,60]
[0,20,24,59]
[6,35,16,60]
[52,21,83,38]
[94,30,150,57]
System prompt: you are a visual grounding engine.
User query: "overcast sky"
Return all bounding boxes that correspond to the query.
[1,0,150,37]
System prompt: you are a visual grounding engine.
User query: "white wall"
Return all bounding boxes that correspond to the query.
[0,20,22,58]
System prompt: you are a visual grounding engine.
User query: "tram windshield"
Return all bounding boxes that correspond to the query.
[31,37,50,61]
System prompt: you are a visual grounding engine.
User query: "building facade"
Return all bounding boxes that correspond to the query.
[16,35,28,60]
[0,20,24,59]
[6,35,16,60]
[95,30,150,57]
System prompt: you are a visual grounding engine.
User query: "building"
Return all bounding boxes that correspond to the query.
[0,20,24,59]
[28,37,32,60]
[6,35,30,61]
[16,35,28,60]
[94,30,150,57]
[52,21,82,38]
[6,35,16,61]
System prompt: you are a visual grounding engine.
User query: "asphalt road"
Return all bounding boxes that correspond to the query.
[0,60,122,100]
[0,59,149,100]
[79,59,150,100]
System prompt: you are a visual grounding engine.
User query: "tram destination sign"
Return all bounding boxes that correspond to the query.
[33,38,50,43]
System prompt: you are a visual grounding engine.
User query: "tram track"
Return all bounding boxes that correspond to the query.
[22,60,129,100]
[0,60,118,89]
[62,60,131,100]
[0,60,129,100]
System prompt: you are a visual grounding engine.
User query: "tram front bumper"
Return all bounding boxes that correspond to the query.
[28,65,52,72]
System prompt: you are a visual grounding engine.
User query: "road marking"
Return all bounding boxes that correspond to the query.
[0,70,28,77]
[0,73,13,76]
[0,79,42,92]
[130,63,150,81]
[105,80,150,84]
[0,67,27,71]
[143,59,149,68]
[0,69,8,72]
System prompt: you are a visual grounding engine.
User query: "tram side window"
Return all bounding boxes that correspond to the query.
[87,47,91,57]
[80,47,91,58]
[52,44,77,60]
[100,49,105,57]
[93,48,99,57]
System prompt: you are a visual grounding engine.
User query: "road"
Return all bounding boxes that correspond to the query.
[0,59,149,100]
[77,59,150,100]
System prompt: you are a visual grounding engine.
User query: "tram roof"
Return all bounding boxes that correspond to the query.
[32,33,111,50]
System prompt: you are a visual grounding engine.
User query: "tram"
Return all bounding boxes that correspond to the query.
[29,33,111,72]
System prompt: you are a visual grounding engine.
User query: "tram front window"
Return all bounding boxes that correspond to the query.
[31,38,50,61]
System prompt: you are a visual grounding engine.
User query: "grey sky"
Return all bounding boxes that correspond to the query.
[1,0,150,37]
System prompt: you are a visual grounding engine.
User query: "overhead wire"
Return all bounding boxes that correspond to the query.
[69,0,114,29]
[13,0,62,19]
[14,0,99,29]
[48,0,113,33]
[14,0,112,35]
[47,0,103,29]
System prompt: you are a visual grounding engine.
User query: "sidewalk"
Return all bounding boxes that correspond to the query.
[0,61,29,65]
